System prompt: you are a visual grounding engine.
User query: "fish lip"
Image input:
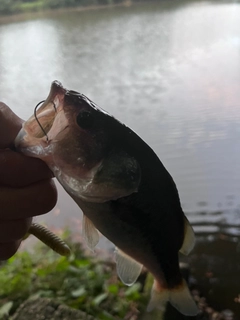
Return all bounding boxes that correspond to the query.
[47,80,66,102]
[51,80,65,92]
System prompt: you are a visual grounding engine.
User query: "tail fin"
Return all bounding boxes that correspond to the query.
[147,279,198,316]
[147,285,169,312]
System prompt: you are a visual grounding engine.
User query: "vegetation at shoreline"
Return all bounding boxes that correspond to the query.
[0,0,146,16]
[0,233,238,319]
[0,235,146,320]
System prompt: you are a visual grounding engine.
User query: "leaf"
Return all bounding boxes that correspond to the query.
[28,293,41,300]
[124,282,141,300]
[92,293,108,306]
[0,229,147,319]
[38,290,54,298]
[74,259,90,268]
[99,310,116,320]
[0,301,13,318]
[67,265,82,274]
[71,287,86,298]
[107,284,118,295]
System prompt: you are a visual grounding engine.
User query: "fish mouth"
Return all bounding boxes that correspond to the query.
[15,81,69,154]
[30,81,67,138]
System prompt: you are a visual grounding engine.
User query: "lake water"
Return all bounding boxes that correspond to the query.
[1,0,240,238]
[1,0,240,315]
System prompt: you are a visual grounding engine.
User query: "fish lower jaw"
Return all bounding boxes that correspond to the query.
[53,170,91,197]
[53,170,111,204]
[15,128,48,157]
[16,139,52,160]
[19,145,51,158]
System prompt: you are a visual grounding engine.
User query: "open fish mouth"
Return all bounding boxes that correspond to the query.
[15,81,71,155]
[31,100,58,139]
[24,81,66,138]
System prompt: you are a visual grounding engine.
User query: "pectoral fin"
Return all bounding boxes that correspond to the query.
[115,248,143,286]
[179,216,195,256]
[82,215,99,251]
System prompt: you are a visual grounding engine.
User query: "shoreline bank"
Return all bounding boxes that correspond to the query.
[0,1,157,24]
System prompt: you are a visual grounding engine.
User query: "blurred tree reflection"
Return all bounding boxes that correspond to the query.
[0,0,149,16]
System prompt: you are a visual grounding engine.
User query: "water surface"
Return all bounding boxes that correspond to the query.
[0,1,240,248]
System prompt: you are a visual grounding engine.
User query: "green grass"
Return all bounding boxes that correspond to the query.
[0,235,147,320]
[18,1,44,12]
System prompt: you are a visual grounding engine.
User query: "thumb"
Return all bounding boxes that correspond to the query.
[0,102,23,148]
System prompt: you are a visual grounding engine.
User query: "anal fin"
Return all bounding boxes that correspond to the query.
[179,216,195,256]
[82,214,99,251]
[115,248,143,286]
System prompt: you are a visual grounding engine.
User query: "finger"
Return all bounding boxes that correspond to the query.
[0,179,57,219]
[0,218,32,242]
[0,102,23,148]
[0,240,21,261]
[0,149,53,187]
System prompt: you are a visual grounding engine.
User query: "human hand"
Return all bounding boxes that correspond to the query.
[0,102,57,260]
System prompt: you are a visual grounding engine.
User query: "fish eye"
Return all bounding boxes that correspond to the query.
[76,111,94,129]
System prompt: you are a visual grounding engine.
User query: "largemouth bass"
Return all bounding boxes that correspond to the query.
[15,81,198,316]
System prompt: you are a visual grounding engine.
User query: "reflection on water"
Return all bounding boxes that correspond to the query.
[187,237,240,317]
[0,1,240,243]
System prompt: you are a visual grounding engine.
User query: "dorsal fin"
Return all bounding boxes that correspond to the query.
[179,216,195,256]
[115,248,143,286]
[82,214,99,251]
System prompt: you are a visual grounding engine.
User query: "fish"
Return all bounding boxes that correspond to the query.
[15,80,198,316]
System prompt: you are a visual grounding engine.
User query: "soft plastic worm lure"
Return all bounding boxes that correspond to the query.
[27,223,71,256]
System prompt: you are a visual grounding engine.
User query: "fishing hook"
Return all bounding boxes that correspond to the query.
[34,100,57,142]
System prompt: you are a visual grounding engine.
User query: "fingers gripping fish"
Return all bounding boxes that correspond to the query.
[15,81,198,316]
